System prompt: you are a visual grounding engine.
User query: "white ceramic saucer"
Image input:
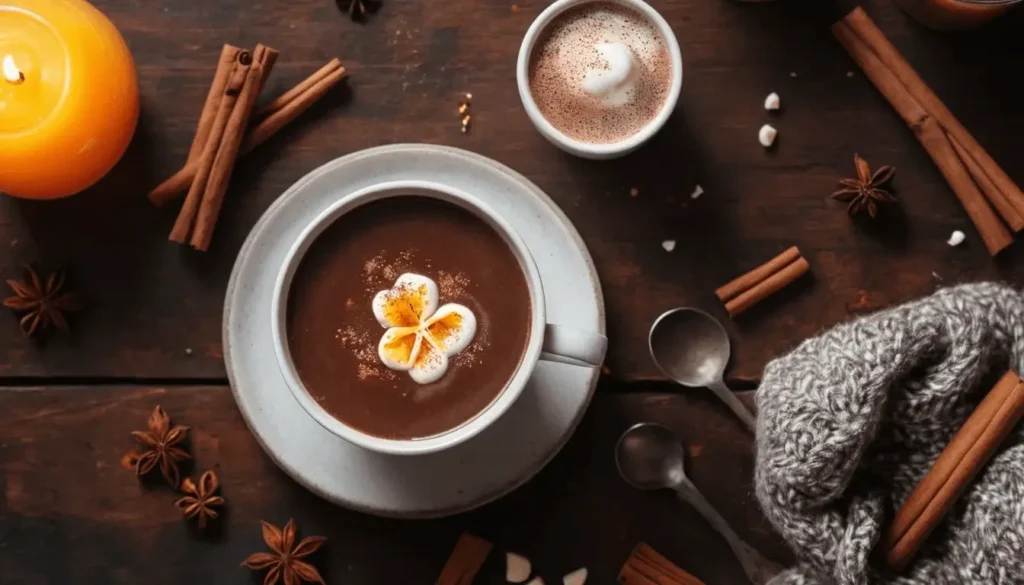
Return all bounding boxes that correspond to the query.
[224,144,606,518]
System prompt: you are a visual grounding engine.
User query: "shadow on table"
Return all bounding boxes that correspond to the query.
[3,101,164,303]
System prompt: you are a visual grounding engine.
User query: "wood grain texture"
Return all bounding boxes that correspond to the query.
[0,385,782,585]
[1,0,1023,381]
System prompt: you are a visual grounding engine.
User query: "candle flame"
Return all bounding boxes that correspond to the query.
[3,55,24,85]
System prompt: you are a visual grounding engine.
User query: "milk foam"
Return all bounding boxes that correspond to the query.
[373,273,477,384]
[528,2,672,144]
[581,42,635,107]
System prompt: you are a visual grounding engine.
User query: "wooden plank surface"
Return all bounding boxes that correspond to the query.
[0,385,782,584]
[2,0,1024,382]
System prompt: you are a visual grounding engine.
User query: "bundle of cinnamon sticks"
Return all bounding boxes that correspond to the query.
[833,7,1024,256]
[883,370,1024,571]
[150,44,347,251]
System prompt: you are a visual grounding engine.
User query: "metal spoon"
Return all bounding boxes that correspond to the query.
[649,307,756,432]
[615,423,778,585]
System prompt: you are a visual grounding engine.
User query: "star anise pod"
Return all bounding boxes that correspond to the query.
[125,406,191,488]
[242,519,327,585]
[832,154,897,219]
[336,0,375,20]
[2,266,81,337]
[175,470,225,530]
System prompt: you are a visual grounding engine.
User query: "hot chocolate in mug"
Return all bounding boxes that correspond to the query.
[271,180,608,456]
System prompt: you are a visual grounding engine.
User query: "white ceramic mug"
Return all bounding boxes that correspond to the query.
[516,0,684,159]
[272,180,608,456]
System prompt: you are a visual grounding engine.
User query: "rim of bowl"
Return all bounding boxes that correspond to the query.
[516,0,684,157]
[270,179,547,457]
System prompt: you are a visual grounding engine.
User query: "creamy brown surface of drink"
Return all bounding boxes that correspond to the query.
[287,196,532,440]
[528,1,672,144]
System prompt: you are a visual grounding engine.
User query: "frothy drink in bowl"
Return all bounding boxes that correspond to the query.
[517,0,682,158]
[529,2,672,143]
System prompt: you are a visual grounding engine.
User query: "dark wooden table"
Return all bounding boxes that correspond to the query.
[3,0,1024,582]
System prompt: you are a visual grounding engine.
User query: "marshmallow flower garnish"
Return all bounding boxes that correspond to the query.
[373,273,477,384]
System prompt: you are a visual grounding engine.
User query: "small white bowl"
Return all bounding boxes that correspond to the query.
[516,0,684,159]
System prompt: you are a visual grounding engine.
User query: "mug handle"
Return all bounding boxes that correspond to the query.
[540,324,608,367]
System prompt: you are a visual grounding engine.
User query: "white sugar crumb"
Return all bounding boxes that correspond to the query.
[789,71,798,79]
[629,187,640,198]
[690,184,704,199]
[764,92,781,111]
[846,71,855,78]
[661,240,676,252]
[563,568,588,585]
[947,230,966,247]
[758,124,778,148]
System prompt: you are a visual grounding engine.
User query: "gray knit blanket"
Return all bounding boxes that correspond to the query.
[755,283,1024,585]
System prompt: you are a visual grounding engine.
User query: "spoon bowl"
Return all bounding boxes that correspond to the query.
[615,422,687,491]
[648,307,755,430]
[649,307,731,387]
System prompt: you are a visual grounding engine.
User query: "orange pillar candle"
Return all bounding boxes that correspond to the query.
[0,0,138,199]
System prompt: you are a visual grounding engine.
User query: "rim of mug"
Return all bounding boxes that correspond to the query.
[516,0,684,158]
[270,180,547,457]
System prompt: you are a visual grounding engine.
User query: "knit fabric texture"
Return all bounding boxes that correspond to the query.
[754,283,1024,585]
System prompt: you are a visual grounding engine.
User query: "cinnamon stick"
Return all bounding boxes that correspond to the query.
[189,45,276,251]
[434,533,492,585]
[169,51,251,243]
[243,65,347,154]
[884,370,1024,571]
[715,246,801,303]
[725,257,809,318]
[949,132,1024,231]
[187,45,242,164]
[257,58,343,117]
[831,20,1013,256]
[916,117,1012,255]
[842,7,1024,224]
[619,543,706,585]
[254,44,280,89]
[148,60,347,207]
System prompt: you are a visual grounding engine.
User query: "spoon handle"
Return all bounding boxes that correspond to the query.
[675,478,777,585]
[708,379,756,432]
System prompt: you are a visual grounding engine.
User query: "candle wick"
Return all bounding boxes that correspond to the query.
[2,55,24,85]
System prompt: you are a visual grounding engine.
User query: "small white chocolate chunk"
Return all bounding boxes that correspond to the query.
[947,230,966,247]
[563,568,588,585]
[662,240,676,252]
[506,553,532,583]
[758,124,778,148]
[764,92,781,111]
